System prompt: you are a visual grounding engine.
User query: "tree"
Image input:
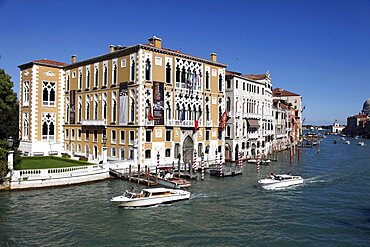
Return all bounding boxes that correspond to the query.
[0,69,20,178]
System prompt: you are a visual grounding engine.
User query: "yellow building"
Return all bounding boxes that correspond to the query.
[19,36,227,167]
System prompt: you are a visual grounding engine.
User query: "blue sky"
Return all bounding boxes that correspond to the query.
[1,0,369,125]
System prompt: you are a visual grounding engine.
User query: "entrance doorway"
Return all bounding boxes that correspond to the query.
[182,136,194,165]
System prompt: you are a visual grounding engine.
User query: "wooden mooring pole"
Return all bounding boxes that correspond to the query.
[138,164,140,184]
[129,165,132,183]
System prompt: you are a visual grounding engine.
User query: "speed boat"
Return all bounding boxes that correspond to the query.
[358,141,365,146]
[344,140,350,144]
[110,188,190,207]
[258,174,304,190]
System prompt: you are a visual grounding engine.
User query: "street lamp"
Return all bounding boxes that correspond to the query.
[102,134,108,164]
[7,136,13,149]
[7,136,14,172]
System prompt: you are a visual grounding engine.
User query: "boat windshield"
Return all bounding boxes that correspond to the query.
[124,191,137,199]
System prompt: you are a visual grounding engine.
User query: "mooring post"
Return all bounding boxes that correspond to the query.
[290,146,292,164]
[147,167,150,187]
[177,153,181,178]
[298,148,301,163]
[155,166,158,185]
[129,165,132,183]
[201,152,205,180]
[138,164,140,184]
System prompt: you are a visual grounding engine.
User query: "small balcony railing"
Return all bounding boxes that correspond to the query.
[81,119,107,126]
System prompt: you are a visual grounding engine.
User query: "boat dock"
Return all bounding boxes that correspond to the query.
[109,166,158,186]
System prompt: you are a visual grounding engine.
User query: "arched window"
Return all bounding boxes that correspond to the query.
[86,67,90,89]
[94,66,99,87]
[41,113,55,140]
[42,81,56,106]
[23,81,30,105]
[218,74,223,91]
[112,92,117,123]
[130,59,135,81]
[166,62,171,83]
[103,65,108,86]
[181,67,186,83]
[205,71,210,89]
[165,148,171,157]
[66,75,70,92]
[206,105,210,121]
[78,96,82,122]
[78,71,82,90]
[66,102,70,123]
[176,103,180,120]
[166,101,171,121]
[145,150,151,159]
[130,90,135,122]
[102,93,107,120]
[145,58,151,81]
[112,63,117,85]
[94,94,98,120]
[226,97,231,112]
[176,65,180,82]
[226,125,231,137]
[86,95,90,120]
[23,113,29,140]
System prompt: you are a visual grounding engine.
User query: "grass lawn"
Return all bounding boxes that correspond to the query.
[19,156,93,170]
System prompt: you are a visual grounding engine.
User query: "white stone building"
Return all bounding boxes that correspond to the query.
[224,71,274,161]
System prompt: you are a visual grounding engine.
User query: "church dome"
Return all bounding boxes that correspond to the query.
[363,98,370,115]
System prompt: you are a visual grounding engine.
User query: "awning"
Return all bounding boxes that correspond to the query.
[247,119,259,128]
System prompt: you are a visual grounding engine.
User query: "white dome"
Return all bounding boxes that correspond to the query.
[363,98,370,114]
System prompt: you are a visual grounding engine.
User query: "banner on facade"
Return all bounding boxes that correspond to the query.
[70,90,76,124]
[119,82,128,125]
[153,81,164,125]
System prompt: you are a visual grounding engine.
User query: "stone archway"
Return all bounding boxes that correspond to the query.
[225,143,231,161]
[182,136,194,166]
[235,144,239,161]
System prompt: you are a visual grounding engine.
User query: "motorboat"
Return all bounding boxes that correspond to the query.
[354,136,359,140]
[358,141,365,146]
[151,166,191,189]
[110,188,191,207]
[247,159,257,164]
[344,140,350,144]
[258,174,304,190]
[341,137,346,141]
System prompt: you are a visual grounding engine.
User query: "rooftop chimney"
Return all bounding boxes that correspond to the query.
[109,45,114,53]
[210,53,217,62]
[71,55,76,64]
[148,36,162,48]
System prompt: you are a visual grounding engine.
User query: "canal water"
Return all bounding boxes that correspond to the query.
[1,135,370,246]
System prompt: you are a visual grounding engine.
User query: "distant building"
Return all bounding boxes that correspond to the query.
[272,99,291,151]
[272,88,303,143]
[344,99,370,137]
[332,119,345,134]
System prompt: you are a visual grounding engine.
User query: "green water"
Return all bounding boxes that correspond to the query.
[1,135,370,246]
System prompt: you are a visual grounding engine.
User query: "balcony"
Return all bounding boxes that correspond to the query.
[181,120,193,127]
[81,119,107,126]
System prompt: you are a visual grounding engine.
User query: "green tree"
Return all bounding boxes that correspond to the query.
[0,69,20,178]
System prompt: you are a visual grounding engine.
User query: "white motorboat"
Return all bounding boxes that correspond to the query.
[111,188,191,207]
[344,140,350,144]
[153,166,191,189]
[258,174,304,190]
[247,159,257,164]
[358,141,365,146]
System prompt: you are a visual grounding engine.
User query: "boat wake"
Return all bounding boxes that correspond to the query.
[304,175,334,184]
[191,193,219,200]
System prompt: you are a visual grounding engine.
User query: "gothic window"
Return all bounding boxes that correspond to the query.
[94,66,99,88]
[112,62,117,85]
[181,67,186,83]
[205,71,210,89]
[130,90,135,122]
[218,74,223,91]
[66,75,70,92]
[86,67,90,89]
[165,148,171,157]
[78,70,82,90]
[226,125,231,138]
[86,95,90,120]
[145,58,151,81]
[206,105,210,121]
[23,113,29,140]
[120,148,125,160]
[23,81,30,105]
[78,96,82,123]
[94,94,99,120]
[175,65,180,82]
[166,62,171,84]
[219,106,222,122]
[103,65,108,87]
[226,97,231,112]
[145,150,151,159]
[176,103,180,120]
[66,102,70,123]
[42,81,56,106]
[112,92,117,123]
[41,113,55,140]
[166,101,171,121]
[130,59,135,81]
[102,93,107,120]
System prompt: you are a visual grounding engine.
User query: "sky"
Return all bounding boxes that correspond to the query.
[1,0,369,125]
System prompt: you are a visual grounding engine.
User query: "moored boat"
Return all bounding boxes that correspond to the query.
[344,140,350,144]
[152,166,191,189]
[258,173,304,190]
[110,188,191,207]
[358,141,365,146]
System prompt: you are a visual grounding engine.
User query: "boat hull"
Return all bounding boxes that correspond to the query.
[258,176,303,190]
[111,191,190,207]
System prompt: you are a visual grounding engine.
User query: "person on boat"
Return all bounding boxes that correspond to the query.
[270,173,277,179]
[287,172,291,175]
[130,187,135,193]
